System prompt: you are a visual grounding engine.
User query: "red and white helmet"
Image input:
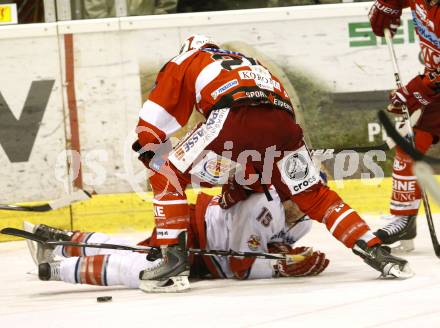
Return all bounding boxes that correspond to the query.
[179,34,218,54]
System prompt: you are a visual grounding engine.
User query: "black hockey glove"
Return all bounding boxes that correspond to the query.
[132,140,155,168]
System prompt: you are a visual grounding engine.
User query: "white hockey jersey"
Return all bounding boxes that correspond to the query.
[202,189,312,279]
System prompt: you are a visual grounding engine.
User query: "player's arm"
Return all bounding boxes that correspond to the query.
[230,244,329,279]
[134,58,196,164]
[268,243,329,277]
[388,70,440,114]
[228,197,328,279]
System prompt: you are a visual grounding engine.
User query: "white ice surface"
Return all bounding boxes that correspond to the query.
[1,216,440,328]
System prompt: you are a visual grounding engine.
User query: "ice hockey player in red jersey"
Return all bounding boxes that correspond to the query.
[133,34,412,288]
[369,0,440,250]
[27,189,328,292]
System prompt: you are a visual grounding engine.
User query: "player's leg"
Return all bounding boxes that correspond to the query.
[138,164,194,289]
[25,222,134,264]
[287,166,411,277]
[376,128,433,250]
[38,252,160,289]
[139,110,234,289]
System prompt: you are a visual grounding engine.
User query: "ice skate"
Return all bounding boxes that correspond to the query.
[375,215,416,253]
[139,232,190,293]
[352,240,414,279]
[38,261,61,281]
[23,221,73,265]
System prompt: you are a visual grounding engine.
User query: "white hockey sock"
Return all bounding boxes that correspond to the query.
[59,252,161,288]
[53,232,133,257]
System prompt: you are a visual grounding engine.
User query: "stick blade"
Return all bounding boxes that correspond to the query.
[48,189,92,210]
[0,228,48,243]
[0,204,50,212]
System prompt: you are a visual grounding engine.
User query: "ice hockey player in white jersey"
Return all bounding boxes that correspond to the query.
[26,189,328,292]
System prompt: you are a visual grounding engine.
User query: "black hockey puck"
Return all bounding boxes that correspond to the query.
[97,296,112,303]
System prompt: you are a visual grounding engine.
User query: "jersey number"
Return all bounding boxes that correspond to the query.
[211,53,258,71]
[256,207,273,227]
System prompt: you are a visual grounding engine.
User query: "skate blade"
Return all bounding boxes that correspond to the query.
[139,276,190,293]
[23,221,38,266]
[381,263,414,279]
[390,240,415,255]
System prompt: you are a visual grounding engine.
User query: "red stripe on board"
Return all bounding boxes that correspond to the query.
[64,34,83,189]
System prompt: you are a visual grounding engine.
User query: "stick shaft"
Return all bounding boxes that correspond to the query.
[383,29,438,256]
[0,228,304,262]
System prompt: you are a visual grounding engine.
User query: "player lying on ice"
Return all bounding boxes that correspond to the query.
[130,34,413,289]
[26,188,329,292]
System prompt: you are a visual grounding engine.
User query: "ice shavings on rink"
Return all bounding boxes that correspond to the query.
[1,215,440,328]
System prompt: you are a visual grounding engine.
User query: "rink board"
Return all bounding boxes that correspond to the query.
[2,178,440,242]
[0,3,420,203]
[0,3,434,243]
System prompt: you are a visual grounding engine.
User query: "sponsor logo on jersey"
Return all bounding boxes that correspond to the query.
[211,79,238,100]
[272,98,293,111]
[392,179,417,192]
[269,231,296,245]
[413,92,430,105]
[169,108,229,173]
[284,153,309,181]
[203,158,230,180]
[174,128,205,160]
[278,146,320,195]
[413,14,440,49]
[245,90,267,99]
[247,235,261,251]
[291,177,318,193]
[415,4,427,21]
[205,107,229,136]
[421,44,440,70]
[393,159,406,171]
[189,152,237,185]
[153,205,165,217]
[238,70,281,91]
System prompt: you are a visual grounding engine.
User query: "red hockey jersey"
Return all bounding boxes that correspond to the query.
[407,1,440,73]
[136,47,293,148]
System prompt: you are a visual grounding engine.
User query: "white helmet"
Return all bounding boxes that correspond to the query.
[179,34,217,54]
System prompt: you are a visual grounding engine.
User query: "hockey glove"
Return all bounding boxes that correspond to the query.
[388,75,440,114]
[369,0,402,37]
[132,140,155,168]
[268,243,329,277]
[219,176,251,209]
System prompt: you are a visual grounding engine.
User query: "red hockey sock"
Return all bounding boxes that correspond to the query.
[390,129,433,216]
[149,166,190,246]
[63,232,94,257]
[75,255,109,286]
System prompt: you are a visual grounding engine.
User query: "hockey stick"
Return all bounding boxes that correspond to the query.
[309,109,421,156]
[378,111,440,256]
[384,27,439,258]
[0,227,305,262]
[377,111,440,164]
[0,189,91,212]
[310,143,389,156]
